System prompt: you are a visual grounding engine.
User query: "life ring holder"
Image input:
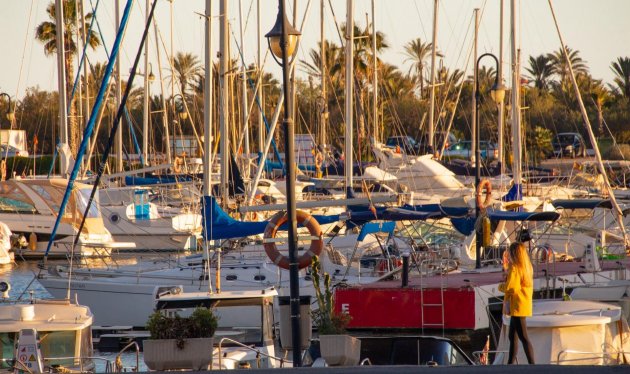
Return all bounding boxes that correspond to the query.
[475,179,493,211]
[263,210,323,270]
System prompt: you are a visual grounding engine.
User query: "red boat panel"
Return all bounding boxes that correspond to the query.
[335,287,476,329]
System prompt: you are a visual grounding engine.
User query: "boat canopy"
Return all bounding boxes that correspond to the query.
[201,196,340,240]
[551,199,612,210]
[486,209,560,222]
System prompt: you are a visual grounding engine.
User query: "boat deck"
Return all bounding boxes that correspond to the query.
[335,257,630,330]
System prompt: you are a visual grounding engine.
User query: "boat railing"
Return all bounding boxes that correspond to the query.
[359,358,372,365]
[42,356,111,373]
[216,337,290,369]
[471,349,508,365]
[114,341,141,372]
[556,349,630,365]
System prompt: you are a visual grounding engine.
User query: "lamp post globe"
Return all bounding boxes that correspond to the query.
[265,3,301,63]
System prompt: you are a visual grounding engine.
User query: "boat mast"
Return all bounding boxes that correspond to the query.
[115,0,123,175]
[203,0,213,196]
[257,0,264,152]
[219,0,229,206]
[371,0,378,143]
[54,0,69,175]
[320,0,327,148]
[238,0,250,178]
[547,0,629,246]
[142,0,150,168]
[510,0,522,190]
[498,0,506,175]
[154,23,172,167]
[428,0,438,152]
[345,0,354,196]
[471,8,479,163]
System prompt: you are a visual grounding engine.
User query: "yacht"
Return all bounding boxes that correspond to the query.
[0,178,130,259]
[0,281,94,372]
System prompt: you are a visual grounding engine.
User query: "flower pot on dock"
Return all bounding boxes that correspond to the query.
[143,338,214,370]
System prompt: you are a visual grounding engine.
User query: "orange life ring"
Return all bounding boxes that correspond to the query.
[263,210,323,270]
[173,156,183,174]
[475,179,493,210]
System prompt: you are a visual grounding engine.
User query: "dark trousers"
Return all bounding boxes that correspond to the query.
[508,316,535,364]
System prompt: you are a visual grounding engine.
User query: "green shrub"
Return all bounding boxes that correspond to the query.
[146,307,218,349]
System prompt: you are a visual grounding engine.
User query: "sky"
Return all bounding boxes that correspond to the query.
[0,0,629,100]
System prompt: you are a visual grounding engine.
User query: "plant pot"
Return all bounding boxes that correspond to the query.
[319,334,361,366]
[143,338,214,370]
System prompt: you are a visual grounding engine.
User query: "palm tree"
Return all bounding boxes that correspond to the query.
[610,57,630,99]
[526,54,554,90]
[403,38,433,97]
[548,46,588,81]
[171,52,202,97]
[36,0,101,156]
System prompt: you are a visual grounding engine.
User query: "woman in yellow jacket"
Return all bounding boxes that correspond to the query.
[501,242,535,364]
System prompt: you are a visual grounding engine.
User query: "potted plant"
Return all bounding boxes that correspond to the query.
[143,307,218,370]
[311,255,360,366]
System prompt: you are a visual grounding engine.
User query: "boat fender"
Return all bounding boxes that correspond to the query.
[263,210,323,270]
[482,216,492,247]
[475,179,493,211]
[28,232,37,251]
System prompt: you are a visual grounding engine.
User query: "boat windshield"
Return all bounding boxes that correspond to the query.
[214,305,268,346]
[0,330,79,369]
[75,189,100,219]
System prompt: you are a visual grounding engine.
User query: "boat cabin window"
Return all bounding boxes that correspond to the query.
[0,332,15,369]
[0,197,36,214]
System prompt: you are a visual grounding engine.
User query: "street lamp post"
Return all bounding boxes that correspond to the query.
[0,93,15,124]
[266,0,302,367]
[474,53,505,269]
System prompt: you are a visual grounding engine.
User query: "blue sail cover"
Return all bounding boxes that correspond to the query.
[201,196,340,240]
[501,183,522,202]
[551,199,612,210]
[486,209,560,222]
[357,221,396,242]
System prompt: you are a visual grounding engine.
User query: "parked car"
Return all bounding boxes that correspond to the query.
[552,132,586,158]
[385,136,420,155]
[418,131,458,154]
[0,144,28,157]
[443,140,498,161]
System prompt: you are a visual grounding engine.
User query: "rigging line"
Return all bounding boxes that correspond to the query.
[412,0,429,42]
[68,0,102,116]
[327,0,345,48]
[70,0,159,252]
[44,0,138,259]
[14,0,36,104]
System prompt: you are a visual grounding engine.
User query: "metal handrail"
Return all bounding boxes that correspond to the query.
[556,349,630,364]
[115,341,141,372]
[217,337,289,369]
[359,358,372,365]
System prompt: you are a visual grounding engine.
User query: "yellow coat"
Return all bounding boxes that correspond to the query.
[499,266,533,317]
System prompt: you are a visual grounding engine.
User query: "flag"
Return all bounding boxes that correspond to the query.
[479,335,490,365]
